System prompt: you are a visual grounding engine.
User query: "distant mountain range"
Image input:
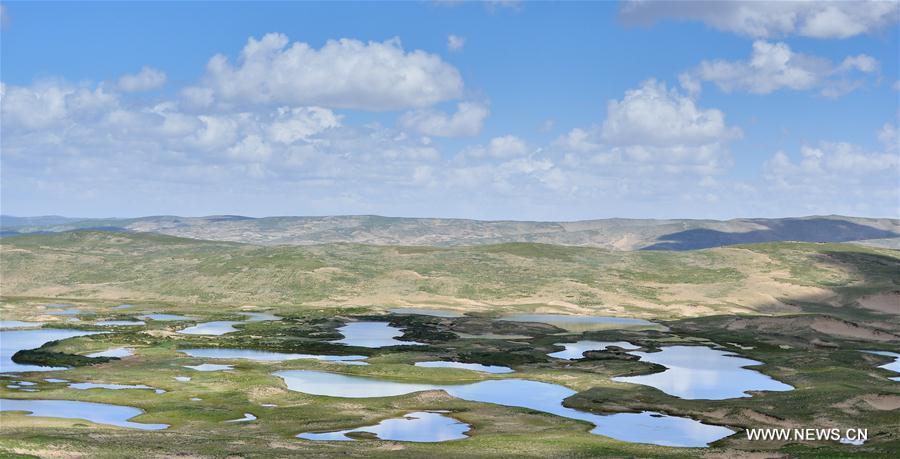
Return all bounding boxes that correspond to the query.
[1,214,897,251]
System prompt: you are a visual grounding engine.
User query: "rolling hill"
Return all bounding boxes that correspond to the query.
[1,214,897,250]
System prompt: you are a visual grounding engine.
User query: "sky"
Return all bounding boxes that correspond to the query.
[1,0,898,220]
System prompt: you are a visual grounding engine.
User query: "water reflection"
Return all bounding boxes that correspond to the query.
[613,345,793,399]
[389,308,464,318]
[0,398,168,430]
[864,351,900,381]
[1,329,101,372]
[414,361,513,374]
[331,322,425,348]
[139,314,190,321]
[298,411,469,442]
[86,347,134,358]
[0,321,44,329]
[275,370,733,447]
[178,312,280,336]
[548,341,640,360]
[96,320,144,326]
[181,348,368,363]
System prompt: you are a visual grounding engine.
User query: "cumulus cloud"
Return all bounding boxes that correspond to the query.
[1,80,118,130]
[447,34,465,52]
[762,127,900,216]
[551,80,741,179]
[191,33,464,110]
[462,135,529,159]
[600,79,741,146]
[117,66,167,92]
[399,101,488,137]
[686,40,879,97]
[619,0,900,39]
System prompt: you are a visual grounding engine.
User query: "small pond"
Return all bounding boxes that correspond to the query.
[0,398,168,430]
[181,348,368,364]
[225,412,257,423]
[48,309,82,316]
[298,411,469,442]
[0,321,44,329]
[864,351,900,381]
[139,314,191,321]
[612,345,793,399]
[96,320,145,326]
[69,382,163,394]
[1,329,101,372]
[414,361,513,374]
[549,341,640,360]
[389,308,464,318]
[184,363,234,372]
[498,314,662,332]
[275,370,734,447]
[331,322,425,348]
[86,347,134,358]
[177,312,280,336]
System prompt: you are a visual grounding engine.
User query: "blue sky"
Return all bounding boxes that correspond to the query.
[1,1,898,220]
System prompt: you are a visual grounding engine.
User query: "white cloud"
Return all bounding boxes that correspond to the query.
[194,33,464,110]
[117,66,167,92]
[267,107,341,144]
[688,40,879,97]
[550,80,741,181]
[399,101,488,137]
[0,80,118,130]
[462,135,528,159]
[447,34,465,52]
[762,130,900,216]
[228,135,272,162]
[600,79,740,146]
[619,0,900,39]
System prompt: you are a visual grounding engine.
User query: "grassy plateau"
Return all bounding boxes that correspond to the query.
[0,230,898,458]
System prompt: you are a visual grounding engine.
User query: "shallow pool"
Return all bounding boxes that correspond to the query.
[331,322,425,348]
[389,308,464,318]
[298,411,470,442]
[414,361,513,374]
[86,347,134,358]
[0,398,168,430]
[612,345,793,399]
[864,351,900,381]
[139,313,191,321]
[548,340,640,360]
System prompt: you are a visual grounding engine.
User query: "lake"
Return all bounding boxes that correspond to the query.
[864,351,900,381]
[275,370,734,447]
[414,361,513,374]
[298,411,470,442]
[139,313,191,321]
[331,322,426,348]
[548,340,640,360]
[612,345,793,399]
[0,398,168,430]
[1,329,101,372]
[389,308,464,318]
[177,312,280,336]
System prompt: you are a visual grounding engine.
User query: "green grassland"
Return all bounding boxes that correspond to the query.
[1,231,898,457]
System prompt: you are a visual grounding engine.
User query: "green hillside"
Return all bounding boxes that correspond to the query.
[2,231,897,322]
